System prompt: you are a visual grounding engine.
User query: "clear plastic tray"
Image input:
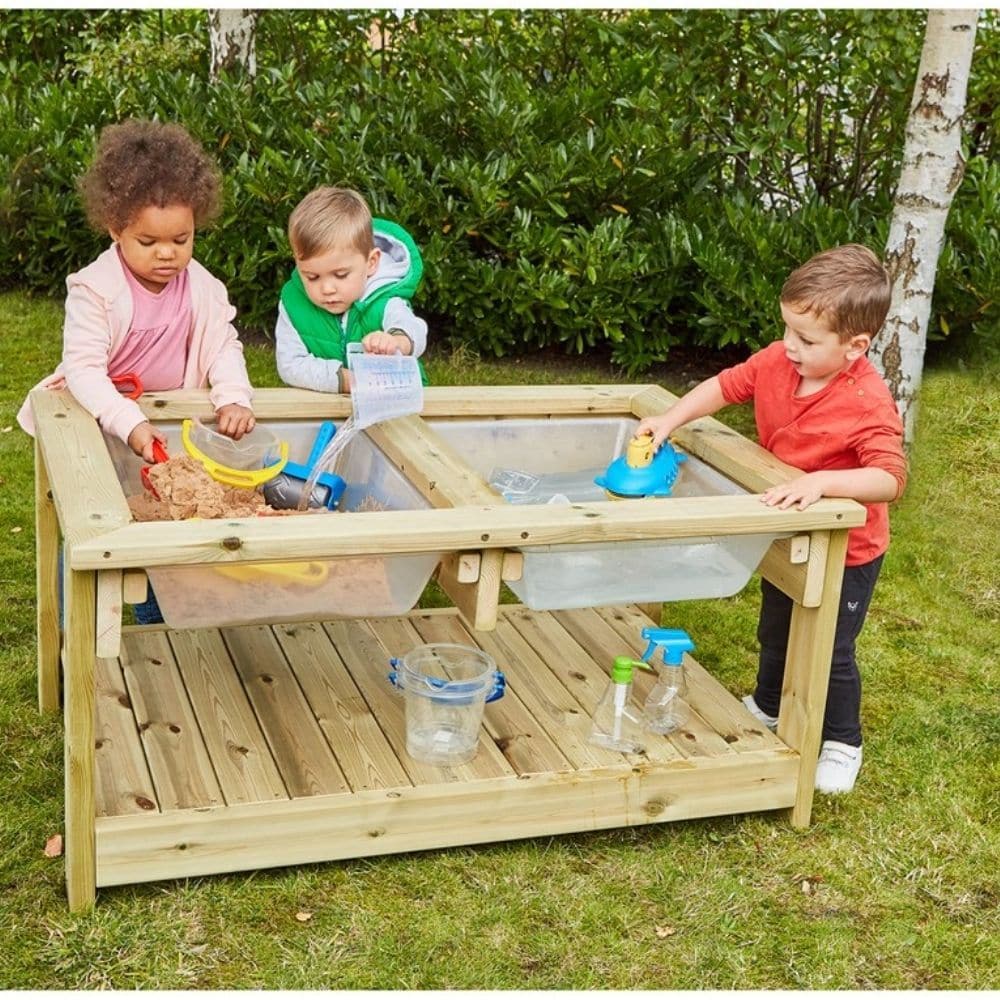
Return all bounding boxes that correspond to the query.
[108,422,441,628]
[428,416,787,610]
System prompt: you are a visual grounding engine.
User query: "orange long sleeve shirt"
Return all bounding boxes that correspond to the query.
[717,341,908,566]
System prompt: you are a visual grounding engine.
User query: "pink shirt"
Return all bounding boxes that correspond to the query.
[110,251,192,391]
[18,245,253,444]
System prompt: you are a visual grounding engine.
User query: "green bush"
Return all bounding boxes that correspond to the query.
[0,9,996,371]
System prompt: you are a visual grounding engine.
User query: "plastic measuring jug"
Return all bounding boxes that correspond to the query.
[388,644,506,766]
[295,345,424,509]
[346,342,423,430]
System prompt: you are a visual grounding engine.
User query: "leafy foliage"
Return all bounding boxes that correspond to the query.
[0,9,996,370]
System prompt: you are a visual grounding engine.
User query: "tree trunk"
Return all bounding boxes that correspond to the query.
[208,9,257,81]
[871,9,978,444]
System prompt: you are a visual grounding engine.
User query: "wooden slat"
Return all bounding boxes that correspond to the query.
[504,608,696,761]
[136,385,640,422]
[406,611,573,775]
[779,530,850,827]
[94,655,159,817]
[436,548,504,631]
[551,606,738,760]
[74,493,867,570]
[759,538,808,605]
[122,570,149,604]
[635,602,662,625]
[799,531,830,608]
[322,618,461,786]
[63,566,96,911]
[94,750,798,888]
[120,632,223,811]
[95,570,123,658]
[168,630,288,805]
[759,534,827,608]
[359,617,516,781]
[272,621,412,792]
[465,614,627,770]
[35,438,61,713]
[30,390,132,549]
[365,414,500,508]
[590,605,784,753]
[220,626,350,798]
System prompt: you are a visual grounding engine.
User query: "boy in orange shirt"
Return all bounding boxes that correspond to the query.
[638,244,907,794]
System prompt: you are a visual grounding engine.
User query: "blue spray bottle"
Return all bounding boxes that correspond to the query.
[640,628,695,735]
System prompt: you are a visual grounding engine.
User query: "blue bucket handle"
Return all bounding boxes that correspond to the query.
[388,659,506,703]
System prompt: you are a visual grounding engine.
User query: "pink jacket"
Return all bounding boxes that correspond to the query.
[18,245,254,444]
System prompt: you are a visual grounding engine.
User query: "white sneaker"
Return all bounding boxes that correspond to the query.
[815,740,863,794]
[742,694,779,732]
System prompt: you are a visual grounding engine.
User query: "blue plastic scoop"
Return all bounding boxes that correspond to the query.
[262,421,346,510]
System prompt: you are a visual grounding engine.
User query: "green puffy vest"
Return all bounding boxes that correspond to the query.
[280,219,426,381]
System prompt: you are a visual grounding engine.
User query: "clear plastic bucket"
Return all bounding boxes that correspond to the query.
[389,644,505,766]
[346,343,423,430]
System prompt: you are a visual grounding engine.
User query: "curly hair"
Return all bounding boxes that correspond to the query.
[78,120,222,233]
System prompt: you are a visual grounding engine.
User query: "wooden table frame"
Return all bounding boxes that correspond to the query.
[31,385,864,911]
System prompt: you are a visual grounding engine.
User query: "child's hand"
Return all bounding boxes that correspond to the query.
[761,473,826,511]
[215,404,256,440]
[635,414,676,450]
[127,421,167,463]
[362,330,412,356]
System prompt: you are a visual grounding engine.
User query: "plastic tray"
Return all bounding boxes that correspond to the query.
[427,416,787,610]
[107,422,441,628]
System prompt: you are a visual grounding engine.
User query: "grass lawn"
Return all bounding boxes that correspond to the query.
[0,289,996,989]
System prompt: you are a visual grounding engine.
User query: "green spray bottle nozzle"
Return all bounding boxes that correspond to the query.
[640,627,695,666]
[611,656,654,684]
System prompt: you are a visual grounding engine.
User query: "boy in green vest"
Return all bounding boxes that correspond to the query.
[275,186,427,392]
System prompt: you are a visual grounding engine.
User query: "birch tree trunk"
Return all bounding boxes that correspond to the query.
[208,9,257,81]
[871,9,978,444]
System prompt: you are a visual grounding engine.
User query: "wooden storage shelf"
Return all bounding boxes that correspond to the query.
[93,605,793,888]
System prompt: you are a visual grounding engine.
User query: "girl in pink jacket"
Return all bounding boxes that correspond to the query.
[18,120,255,463]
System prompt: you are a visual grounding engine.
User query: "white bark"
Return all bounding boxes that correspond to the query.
[208,9,257,81]
[871,9,978,444]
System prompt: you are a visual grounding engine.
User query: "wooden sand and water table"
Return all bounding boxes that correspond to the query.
[30,384,865,910]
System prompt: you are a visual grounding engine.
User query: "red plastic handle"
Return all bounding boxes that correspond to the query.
[111,372,143,399]
[140,440,169,500]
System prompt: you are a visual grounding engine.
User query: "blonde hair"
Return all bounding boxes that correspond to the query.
[288,186,374,259]
[781,244,891,340]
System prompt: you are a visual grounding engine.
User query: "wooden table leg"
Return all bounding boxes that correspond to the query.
[35,439,61,713]
[636,602,662,625]
[776,529,849,828]
[64,564,97,911]
[437,550,505,631]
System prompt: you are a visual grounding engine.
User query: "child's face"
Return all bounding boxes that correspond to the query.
[110,203,195,294]
[295,245,380,315]
[780,302,870,385]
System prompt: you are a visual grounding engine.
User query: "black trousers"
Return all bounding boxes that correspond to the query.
[753,554,884,748]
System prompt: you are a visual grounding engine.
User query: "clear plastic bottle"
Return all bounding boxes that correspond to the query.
[588,656,651,754]
[640,628,696,735]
